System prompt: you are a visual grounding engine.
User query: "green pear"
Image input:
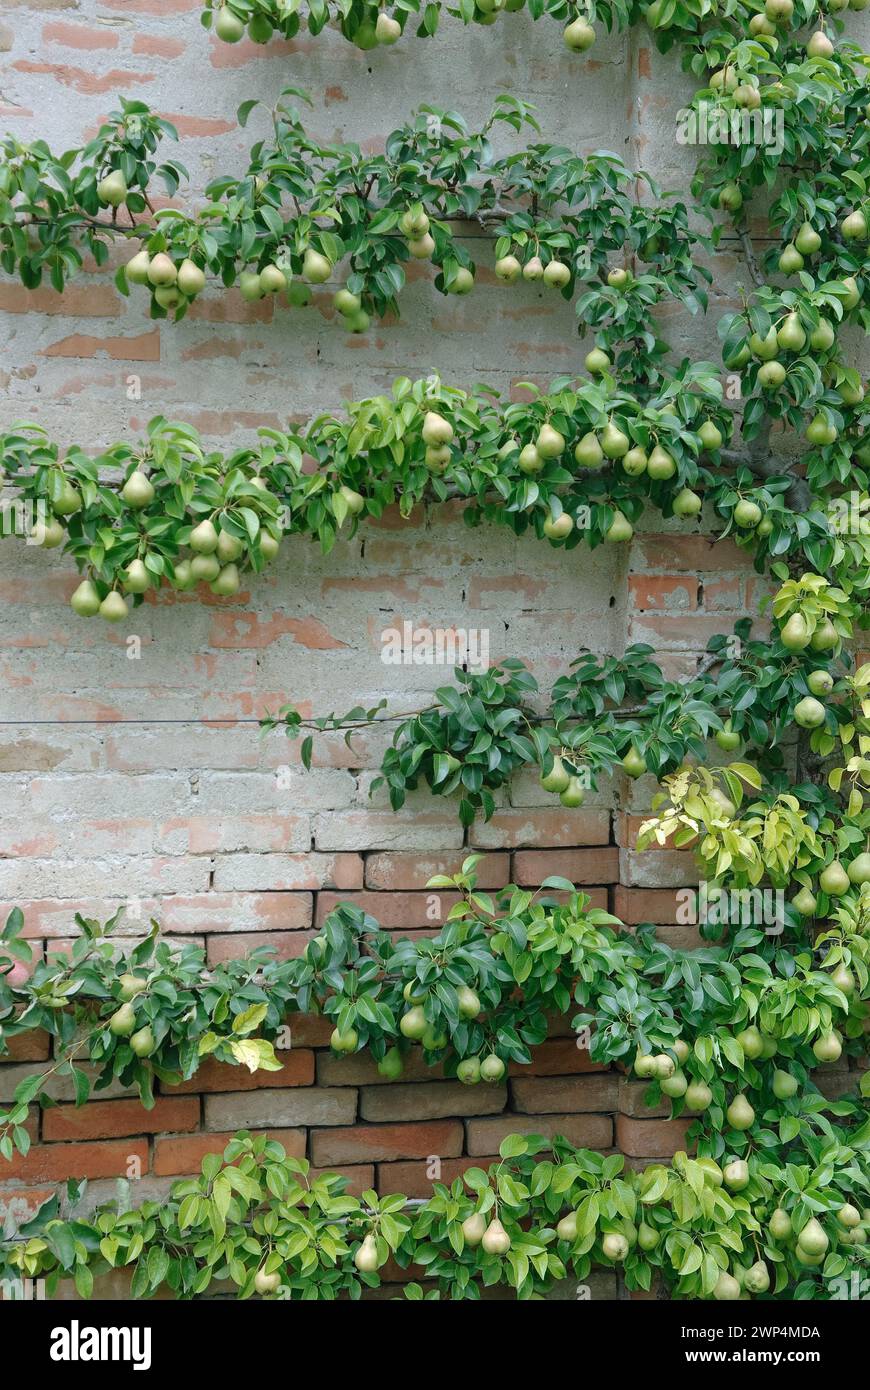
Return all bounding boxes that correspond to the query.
[130,1025,155,1057]
[481,1218,511,1255]
[259,264,287,294]
[461,1211,486,1246]
[780,613,811,650]
[772,1070,798,1099]
[560,776,586,807]
[723,1159,750,1191]
[126,250,151,285]
[123,559,150,594]
[121,471,155,509]
[542,259,571,288]
[647,444,676,479]
[190,519,219,554]
[585,348,611,374]
[146,253,177,287]
[109,1001,136,1036]
[684,1080,713,1112]
[377,1047,404,1080]
[119,973,147,1001]
[480,1055,505,1083]
[215,6,245,41]
[177,259,206,297]
[713,1271,742,1301]
[726,1094,755,1131]
[190,554,221,583]
[622,747,648,778]
[807,669,834,696]
[744,1260,770,1293]
[769,1208,792,1241]
[97,170,128,208]
[457,1057,481,1085]
[605,510,633,542]
[574,432,604,467]
[793,696,826,728]
[494,255,522,283]
[795,223,822,255]
[422,411,453,446]
[601,422,630,459]
[70,579,101,617]
[556,1211,578,1241]
[210,563,241,596]
[540,756,571,793]
[776,312,806,352]
[536,423,565,458]
[330,1026,359,1053]
[797,1217,829,1257]
[602,1232,629,1262]
[621,447,648,476]
[399,1006,427,1040]
[736,1025,764,1059]
[847,852,870,884]
[302,249,332,284]
[457,985,480,1019]
[563,17,595,49]
[543,513,574,539]
[353,1233,379,1272]
[819,862,849,896]
[812,1031,842,1063]
[100,592,129,622]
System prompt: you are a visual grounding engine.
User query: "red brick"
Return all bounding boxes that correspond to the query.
[310,1121,464,1167]
[43,21,119,48]
[2,1139,148,1182]
[132,34,185,56]
[153,1129,305,1176]
[628,575,699,611]
[12,60,154,95]
[206,931,315,965]
[316,1050,445,1087]
[2,1029,50,1063]
[509,1041,609,1077]
[613,886,686,925]
[308,1165,374,1197]
[616,1114,692,1158]
[42,330,160,361]
[465,1114,612,1155]
[510,1074,618,1113]
[42,1097,199,1142]
[0,284,118,317]
[364,853,510,890]
[470,809,611,849]
[512,848,618,886]
[163,1051,314,1095]
[290,1014,334,1047]
[359,1081,506,1123]
[160,892,312,934]
[633,534,753,574]
[315,891,462,928]
[374,1155,501,1197]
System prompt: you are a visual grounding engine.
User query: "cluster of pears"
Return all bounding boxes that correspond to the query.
[391,980,506,1083]
[494,245,572,290]
[461,1209,512,1255]
[793,850,870,913]
[538,746,647,808]
[716,1204,868,1299]
[106,973,155,1058]
[124,242,338,315]
[68,474,282,622]
[778,605,840,657]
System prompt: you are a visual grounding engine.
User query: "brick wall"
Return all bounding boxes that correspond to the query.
[0,1,841,1211]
